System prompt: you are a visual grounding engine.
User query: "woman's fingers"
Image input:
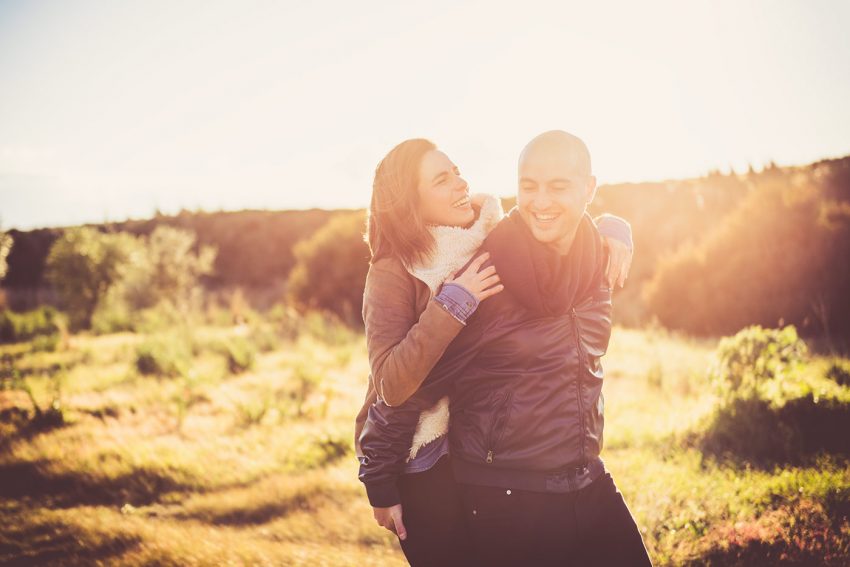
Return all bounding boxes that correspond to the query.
[466,252,490,274]
[478,264,497,277]
[478,284,504,300]
[479,274,501,290]
[617,252,633,288]
[391,506,407,541]
[607,247,622,288]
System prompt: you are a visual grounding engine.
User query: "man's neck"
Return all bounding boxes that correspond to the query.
[550,228,579,256]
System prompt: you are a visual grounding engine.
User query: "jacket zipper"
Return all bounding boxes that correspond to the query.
[485,391,512,464]
[571,307,586,463]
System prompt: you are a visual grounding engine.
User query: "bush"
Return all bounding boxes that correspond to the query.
[135,335,191,378]
[0,306,61,343]
[45,227,136,330]
[826,360,850,387]
[223,337,256,375]
[711,325,808,404]
[286,212,370,327]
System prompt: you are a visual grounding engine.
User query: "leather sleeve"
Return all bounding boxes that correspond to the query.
[358,266,494,507]
[363,259,465,407]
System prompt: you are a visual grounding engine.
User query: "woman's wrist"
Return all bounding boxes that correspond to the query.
[434,282,479,324]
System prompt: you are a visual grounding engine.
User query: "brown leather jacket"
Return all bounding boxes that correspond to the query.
[353,255,465,459]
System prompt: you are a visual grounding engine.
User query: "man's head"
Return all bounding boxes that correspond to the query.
[517,130,597,254]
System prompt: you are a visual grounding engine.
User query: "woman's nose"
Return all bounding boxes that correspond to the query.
[454,175,469,193]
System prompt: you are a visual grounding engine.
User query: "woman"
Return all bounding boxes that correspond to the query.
[353,138,632,566]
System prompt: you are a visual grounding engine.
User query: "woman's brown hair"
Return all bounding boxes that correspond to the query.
[365,138,436,267]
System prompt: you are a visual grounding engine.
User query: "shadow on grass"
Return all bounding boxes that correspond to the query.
[0,406,68,455]
[687,394,850,468]
[176,492,316,526]
[0,521,141,566]
[0,459,196,507]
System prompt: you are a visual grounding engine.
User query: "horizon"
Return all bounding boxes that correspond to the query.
[2,0,850,231]
[6,150,847,232]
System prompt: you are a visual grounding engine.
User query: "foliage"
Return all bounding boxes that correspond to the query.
[135,334,192,378]
[711,325,808,404]
[688,325,850,467]
[0,352,66,430]
[0,306,61,343]
[222,337,256,374]
[0,225,12,281]
[645,157,850,337]
[287,212,370,327]
[45,227,136,330]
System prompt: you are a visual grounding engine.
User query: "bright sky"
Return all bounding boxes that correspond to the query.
[1,0,849,230]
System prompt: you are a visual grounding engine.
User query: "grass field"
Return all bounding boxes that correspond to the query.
[1,319,848,566]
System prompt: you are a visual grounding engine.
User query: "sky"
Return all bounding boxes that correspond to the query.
[1,0,849,230]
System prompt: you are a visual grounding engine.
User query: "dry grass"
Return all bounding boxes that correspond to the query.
[1,323,848,565]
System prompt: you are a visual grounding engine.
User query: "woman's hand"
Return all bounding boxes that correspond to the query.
[603,236,633,288]
[373,504,407,540]
[447,252,504,302]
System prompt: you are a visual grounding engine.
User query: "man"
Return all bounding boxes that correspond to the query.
[359,130,651,566]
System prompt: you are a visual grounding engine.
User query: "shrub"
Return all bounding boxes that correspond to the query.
[135,335,191,378]
[711,325,808,404]
[286,212,370,327]
[0,306,61,343]
[223,337,256,375]
[45,227,136,330]
[826,360,850,387]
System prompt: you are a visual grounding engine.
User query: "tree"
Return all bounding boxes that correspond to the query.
[121,226,216,312]
[45,228,135,329]
[287,212,370,327]
[0,224,11,281]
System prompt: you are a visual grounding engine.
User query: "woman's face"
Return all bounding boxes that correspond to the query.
[417,150,474,227]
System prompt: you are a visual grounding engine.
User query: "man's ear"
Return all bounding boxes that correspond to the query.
[585,175,598,204]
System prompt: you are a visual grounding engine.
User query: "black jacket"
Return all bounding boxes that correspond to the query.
[358,212,613,507]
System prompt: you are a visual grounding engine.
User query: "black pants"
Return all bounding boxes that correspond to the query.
[458,472,653,567]
[397,453,477,567]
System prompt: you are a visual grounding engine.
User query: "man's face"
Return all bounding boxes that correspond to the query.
[517,147,596,254]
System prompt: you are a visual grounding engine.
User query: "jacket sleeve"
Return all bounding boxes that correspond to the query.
[593,213,633,251]
[363,259,465,407]
[358,365,464,507]
[358,294,492,507]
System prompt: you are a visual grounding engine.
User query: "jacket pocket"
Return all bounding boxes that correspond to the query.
[485,390,513,464]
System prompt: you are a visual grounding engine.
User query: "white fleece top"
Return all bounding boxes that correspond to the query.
[403,194,504,461]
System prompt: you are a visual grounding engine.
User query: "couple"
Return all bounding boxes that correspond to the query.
[354,130,652,566]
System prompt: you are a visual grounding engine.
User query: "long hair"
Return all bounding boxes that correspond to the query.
[365,138,436,267]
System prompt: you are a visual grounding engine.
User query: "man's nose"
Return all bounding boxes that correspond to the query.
[533,191,553,209]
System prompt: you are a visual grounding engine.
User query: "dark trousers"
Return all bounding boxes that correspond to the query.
[458,472,653,567]
[397,453,477,567]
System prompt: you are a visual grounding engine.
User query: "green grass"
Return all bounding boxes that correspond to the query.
[1,322,848,565]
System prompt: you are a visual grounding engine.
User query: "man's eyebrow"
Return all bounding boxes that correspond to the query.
[549,178,572,185]
[519,177,537,184]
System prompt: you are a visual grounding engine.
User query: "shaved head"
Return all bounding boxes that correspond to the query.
[519,130,592,178]
[516,130,597,254]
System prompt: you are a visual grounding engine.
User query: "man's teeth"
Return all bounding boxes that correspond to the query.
[452,196,470,208]
[534,213,558,221]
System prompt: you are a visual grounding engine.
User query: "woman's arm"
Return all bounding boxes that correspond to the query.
[363,259,465,407]
[365,254,501,407]
[594,214,634,288]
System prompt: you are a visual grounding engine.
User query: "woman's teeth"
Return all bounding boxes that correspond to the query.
[534,213,558,222]
[452,196,470,208]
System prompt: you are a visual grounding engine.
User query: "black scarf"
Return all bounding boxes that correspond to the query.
[484,207,606,317]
